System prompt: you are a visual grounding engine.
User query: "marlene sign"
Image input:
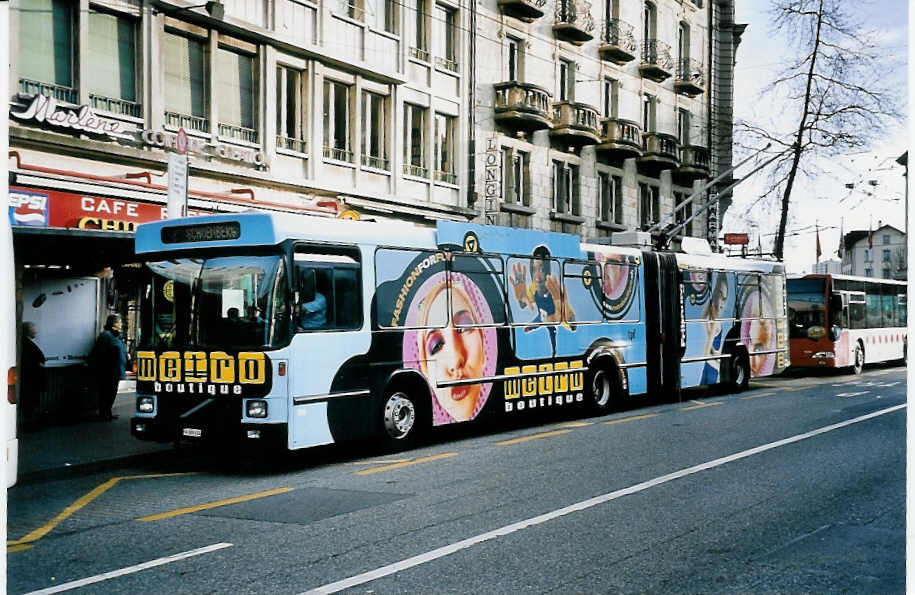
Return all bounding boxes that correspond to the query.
[9,95,131,140]
[142,129,266,167]
[8,187,208,231]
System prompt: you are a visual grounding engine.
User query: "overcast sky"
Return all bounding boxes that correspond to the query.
[724,1,908,272]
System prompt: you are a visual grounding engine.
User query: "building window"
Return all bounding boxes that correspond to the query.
[18,0,76,102]
[883,234,891,245]
[164,31,209,133]
[374,0,397,33]
[87,9,140,117]
[598,172,623,225]
[323,79,353,162]
[403,103,427,177]
[674,191,693,235]
[558,59,574,101]
[864,248,872,262]
[434,113,457,184]
[361,91,388,170]
[507,37,523,82]
[639,182,660,228]
[643,1,656,40]
[642,93,656,132]
[678,21,690,61]
[503,148,530,206]
[216,47,257,142]
[864,268,873,277]
[602,77,618,118]
[677,109,690,145]
[276,66,306,153]
[553,161,579,215]
[882,268,891,279]
[409,0,429,61]
[434,5,458,71]
[882,248,891,262]
[342,0,365,20]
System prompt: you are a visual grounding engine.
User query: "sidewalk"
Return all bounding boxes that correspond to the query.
[16,381,173,484]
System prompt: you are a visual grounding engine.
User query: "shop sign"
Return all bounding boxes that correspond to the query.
[9,94,132,140]
[141,129,266,167]
[8,186,208,231]
[483,137,501,225]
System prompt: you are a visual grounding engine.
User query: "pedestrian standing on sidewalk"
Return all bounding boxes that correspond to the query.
[20,321,46,431]
[89,314,127,422]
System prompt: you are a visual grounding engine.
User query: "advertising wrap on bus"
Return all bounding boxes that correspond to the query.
[130,214,790,452]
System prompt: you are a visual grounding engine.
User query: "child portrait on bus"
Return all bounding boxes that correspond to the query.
[700,272,730,384]
[403,271,498,425]
[509,246,576,329]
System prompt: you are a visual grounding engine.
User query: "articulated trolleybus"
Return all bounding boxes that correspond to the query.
[788,273,906,373]
[131,214,789,451]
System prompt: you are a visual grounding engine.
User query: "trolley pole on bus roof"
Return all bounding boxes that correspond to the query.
[649,143,795,251]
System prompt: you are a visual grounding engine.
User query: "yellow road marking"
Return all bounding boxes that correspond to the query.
[347,459,411,466]
[680,399,723,411]
[782,387,803,392]
[7,472,193,552]
[7,544,32,553]
[356,452,458,475]
[603,413,660,425]
[742,392,775,400]
[560,421,593,428]
[496,429,572,446]
[137,487,293,522]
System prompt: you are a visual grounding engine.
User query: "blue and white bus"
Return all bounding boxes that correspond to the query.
[130,214,788,451]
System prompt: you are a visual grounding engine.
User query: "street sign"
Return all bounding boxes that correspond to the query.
[167,152,188,219]
[175,127,189,155]
[724,233,750,245]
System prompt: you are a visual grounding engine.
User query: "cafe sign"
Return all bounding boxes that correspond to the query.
[142,129,266,167]
[9,94,132,140]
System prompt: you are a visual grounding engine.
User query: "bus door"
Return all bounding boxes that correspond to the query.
[642,252,682,399]
[288,248,367,449]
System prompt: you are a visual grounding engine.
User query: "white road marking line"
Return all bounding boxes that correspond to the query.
[836,391,870,398]
[301,404,906,595]
[21,543,233,595]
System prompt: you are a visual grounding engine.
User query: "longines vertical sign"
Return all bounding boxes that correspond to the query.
[483,137,501,225]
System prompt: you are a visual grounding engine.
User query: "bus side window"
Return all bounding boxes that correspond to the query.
[294,249,362,331]
[333,268,359,328]
[898,292,907,326]
[848,293,866,330]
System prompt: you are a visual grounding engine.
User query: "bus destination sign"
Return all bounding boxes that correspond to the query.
[162,221,241,244]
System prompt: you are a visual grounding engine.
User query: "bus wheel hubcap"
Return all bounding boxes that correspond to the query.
[384,393,415,439]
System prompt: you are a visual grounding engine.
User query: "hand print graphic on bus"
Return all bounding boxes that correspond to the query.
[738,274,784,377]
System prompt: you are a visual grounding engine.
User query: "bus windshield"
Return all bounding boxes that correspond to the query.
[140,254,289,351]
[787,278,826,339]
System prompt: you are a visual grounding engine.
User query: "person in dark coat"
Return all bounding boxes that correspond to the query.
[20,321,46,430]
[90,314,128,421]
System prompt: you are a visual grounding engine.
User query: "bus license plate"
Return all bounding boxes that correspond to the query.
[182,428,202,438]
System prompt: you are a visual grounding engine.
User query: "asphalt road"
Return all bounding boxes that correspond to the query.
[8,365,906,594]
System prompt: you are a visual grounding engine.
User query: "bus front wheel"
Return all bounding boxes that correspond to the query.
[852,345,864,375]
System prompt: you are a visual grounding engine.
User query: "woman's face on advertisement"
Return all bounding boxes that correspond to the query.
[531,259,548,290]
[421,286,485,420]
[749,317,773,376]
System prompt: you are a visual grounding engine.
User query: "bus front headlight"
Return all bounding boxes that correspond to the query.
[246,400,268,418]
[137,396,155,413]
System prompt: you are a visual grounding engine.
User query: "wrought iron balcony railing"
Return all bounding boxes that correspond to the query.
[639,39,674,82]
[89,94,142,118]
[553,0,595,44]
[674,58,705,96]
[324,145,355,163]
[219,123,258,143]
[277,136,307,154]
[599,19,637,63]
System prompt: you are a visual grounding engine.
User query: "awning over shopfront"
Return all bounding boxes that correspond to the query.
[13,226,135,267]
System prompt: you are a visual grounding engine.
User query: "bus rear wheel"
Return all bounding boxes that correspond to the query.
[380,389,420,450]
[588,366,617,415]
[852,345,864,375]
[729,354,750,393]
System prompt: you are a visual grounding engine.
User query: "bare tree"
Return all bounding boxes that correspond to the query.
[736,0,902,260]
